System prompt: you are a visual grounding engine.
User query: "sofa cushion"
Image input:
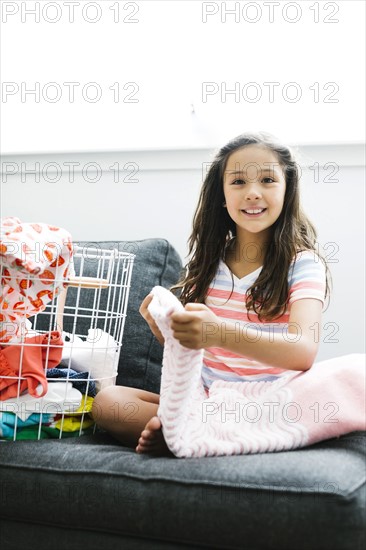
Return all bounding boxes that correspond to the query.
[34,239,183,394]
[0,431,365,550]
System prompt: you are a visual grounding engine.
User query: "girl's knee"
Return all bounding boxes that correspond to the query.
[91,385,136,424]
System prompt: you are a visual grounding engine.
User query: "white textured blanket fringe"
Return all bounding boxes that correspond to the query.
[148,286,366,458]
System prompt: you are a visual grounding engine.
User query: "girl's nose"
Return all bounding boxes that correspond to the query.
[244,185,262,200]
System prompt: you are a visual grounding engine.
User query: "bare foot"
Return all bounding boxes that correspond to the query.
[136,416,173,456]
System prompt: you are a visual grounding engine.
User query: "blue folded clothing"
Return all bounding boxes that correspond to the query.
[47,367,97,397]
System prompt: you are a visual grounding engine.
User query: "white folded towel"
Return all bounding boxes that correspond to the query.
[0,381,82,421]
[61,329,120,391]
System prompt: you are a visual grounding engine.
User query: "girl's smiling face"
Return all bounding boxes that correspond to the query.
[223,145,287,244]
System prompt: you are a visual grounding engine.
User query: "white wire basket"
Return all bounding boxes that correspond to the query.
[0,246,135,441]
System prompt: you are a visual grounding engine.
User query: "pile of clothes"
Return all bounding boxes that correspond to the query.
[0,217,118,440]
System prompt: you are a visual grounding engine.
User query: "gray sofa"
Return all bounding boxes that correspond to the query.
[0,239,365,550]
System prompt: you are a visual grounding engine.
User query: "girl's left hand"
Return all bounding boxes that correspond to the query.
[170,303,220,350]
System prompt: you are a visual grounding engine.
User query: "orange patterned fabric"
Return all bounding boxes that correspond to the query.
[0,217,74,343]
[0,331,63,400]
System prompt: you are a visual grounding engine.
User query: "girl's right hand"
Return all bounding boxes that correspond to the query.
[139,294,165,346]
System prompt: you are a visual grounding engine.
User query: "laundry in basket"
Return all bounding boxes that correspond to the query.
[0,218,135,440]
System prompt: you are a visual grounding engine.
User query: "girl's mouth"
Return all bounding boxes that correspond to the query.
[241,208,267,217]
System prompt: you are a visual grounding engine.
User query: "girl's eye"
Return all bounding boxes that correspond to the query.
[231,178,275,185]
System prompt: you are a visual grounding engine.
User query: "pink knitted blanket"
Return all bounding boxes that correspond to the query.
[148,286,366,458]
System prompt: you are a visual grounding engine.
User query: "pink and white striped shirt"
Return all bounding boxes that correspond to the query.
[202,250,327,390]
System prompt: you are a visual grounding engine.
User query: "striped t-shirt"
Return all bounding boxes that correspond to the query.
[202,250,327,390]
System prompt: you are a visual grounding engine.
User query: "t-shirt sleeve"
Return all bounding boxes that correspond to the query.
[288,250,327,306]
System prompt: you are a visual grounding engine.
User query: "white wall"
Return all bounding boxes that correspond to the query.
[1,143,365,362]
[2,1,365,151]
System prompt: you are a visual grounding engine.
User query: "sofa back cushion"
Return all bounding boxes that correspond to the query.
[76,239,182,392]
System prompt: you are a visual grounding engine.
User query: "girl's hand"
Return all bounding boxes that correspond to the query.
[170,303,220,350]
[139,294,165,346]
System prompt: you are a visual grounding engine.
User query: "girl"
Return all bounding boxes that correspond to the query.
[92,131,334,455]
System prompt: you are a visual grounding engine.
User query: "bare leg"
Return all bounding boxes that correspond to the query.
[91,385,172,455]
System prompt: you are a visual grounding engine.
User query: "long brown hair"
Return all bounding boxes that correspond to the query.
[171,132,332,321]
